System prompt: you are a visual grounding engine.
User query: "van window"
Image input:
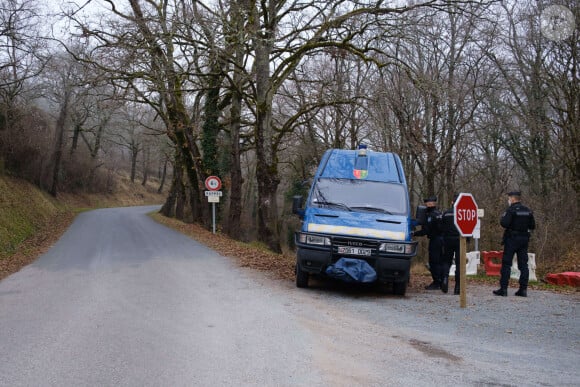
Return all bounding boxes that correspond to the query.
[310,178,408,215]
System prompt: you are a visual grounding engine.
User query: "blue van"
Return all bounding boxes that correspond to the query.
[292,146,417,295]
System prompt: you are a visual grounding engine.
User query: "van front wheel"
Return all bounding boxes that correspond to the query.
[296,265,309,288]
[393,280,407,296]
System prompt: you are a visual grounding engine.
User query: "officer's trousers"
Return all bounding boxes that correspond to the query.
[500,235,530,289]
[442,237,460,282]
[427,236,444,282]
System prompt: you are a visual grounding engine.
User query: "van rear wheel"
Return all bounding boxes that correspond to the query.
[296,265,309,288]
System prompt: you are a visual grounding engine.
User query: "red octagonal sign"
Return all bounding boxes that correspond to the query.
[454,193,478,237]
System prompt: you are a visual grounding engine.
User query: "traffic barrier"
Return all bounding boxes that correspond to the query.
[510,253,537,282]
[449,251,480,276]
[482,251,502,276]
[545,272,580,287]
[482,251,538,280]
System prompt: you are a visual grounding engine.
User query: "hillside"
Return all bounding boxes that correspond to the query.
[0,173,166,280]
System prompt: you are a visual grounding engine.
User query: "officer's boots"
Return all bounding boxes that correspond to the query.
[425,281,441,290]
[441,276,449,293]
[515,287,527,297]
[493,288,508,297]
[454,283,460,295]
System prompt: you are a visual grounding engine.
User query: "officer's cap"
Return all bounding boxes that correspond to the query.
[507,191,521,197]
[423,196,437,203]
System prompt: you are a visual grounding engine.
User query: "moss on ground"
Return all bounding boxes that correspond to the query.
[0,176,66,259]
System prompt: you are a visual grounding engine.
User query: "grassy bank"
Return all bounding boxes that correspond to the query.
[0,176,66,259]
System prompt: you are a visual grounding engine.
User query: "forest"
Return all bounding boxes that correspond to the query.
[0,0,577,269]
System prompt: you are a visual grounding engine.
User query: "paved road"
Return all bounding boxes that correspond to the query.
[0,206,578,386]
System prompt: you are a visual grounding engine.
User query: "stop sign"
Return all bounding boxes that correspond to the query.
[453,193,478,236]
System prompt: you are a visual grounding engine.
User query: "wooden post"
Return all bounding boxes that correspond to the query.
[460,237,467,308]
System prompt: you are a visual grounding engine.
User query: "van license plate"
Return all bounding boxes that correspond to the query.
[337,246,372,256]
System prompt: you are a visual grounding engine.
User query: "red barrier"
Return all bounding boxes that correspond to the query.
[545,272,580,287]
[482,251,502,276]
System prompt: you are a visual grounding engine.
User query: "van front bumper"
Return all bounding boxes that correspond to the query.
[295,232,416,283]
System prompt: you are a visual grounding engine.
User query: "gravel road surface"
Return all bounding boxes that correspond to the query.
[0,205,578,386]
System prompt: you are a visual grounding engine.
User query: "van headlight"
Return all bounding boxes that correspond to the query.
[298,233,331,246]
[379,243,415,254]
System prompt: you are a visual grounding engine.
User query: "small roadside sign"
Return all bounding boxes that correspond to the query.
[205,176,222,191]
[473,219,481,239]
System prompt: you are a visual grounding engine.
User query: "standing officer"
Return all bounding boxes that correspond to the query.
[441,194,461,295]
[494,191,536,297]
[414,196,444,291]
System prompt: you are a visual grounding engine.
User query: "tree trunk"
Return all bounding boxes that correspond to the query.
[252,1,282,253]
[161,155,181,217]
[175,169,186,221]
[157,158,167,194]
[50,90,70,197]
[70,123,81,156]
[225,13,244,239]
[255,82,282,252]
[141,145,150,186]
[130,142,138,183]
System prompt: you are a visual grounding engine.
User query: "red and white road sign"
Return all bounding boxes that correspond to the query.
[204,176,222,191]
[454,193,478,237]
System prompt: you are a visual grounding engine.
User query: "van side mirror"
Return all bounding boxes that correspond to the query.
[415,205,427,226]
[292,195,304,218]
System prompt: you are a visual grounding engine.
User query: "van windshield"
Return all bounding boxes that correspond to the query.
[310,178,408,215]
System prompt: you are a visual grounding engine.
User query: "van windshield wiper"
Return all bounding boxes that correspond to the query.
[312,200,352,211]
[351,206,393,215]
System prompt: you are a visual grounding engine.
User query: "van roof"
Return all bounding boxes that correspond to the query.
[318,149,405,183]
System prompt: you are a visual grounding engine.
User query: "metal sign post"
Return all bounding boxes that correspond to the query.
[212,202,216,234]
[474,209,484,253]
[205,191,222,234]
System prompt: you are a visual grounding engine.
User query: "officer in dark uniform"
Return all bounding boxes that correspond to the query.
[441,194,461,295]
[414,196,444,291]
[493,191,536,297]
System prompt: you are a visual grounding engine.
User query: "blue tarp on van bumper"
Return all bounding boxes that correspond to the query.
[325,258,377,283]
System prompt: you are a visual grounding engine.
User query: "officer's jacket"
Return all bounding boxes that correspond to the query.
[500,202,536,234]
[414,207,442,239]
[441,208,460,238]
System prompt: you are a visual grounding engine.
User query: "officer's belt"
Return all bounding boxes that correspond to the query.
[508,230,529,236]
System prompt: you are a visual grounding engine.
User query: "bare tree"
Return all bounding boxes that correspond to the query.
[0,0,48,176]
[485,2,555,196]
[364,3,491,205]
[44,52,82,196]
[542,1,580,209]
[0,0,46,125]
